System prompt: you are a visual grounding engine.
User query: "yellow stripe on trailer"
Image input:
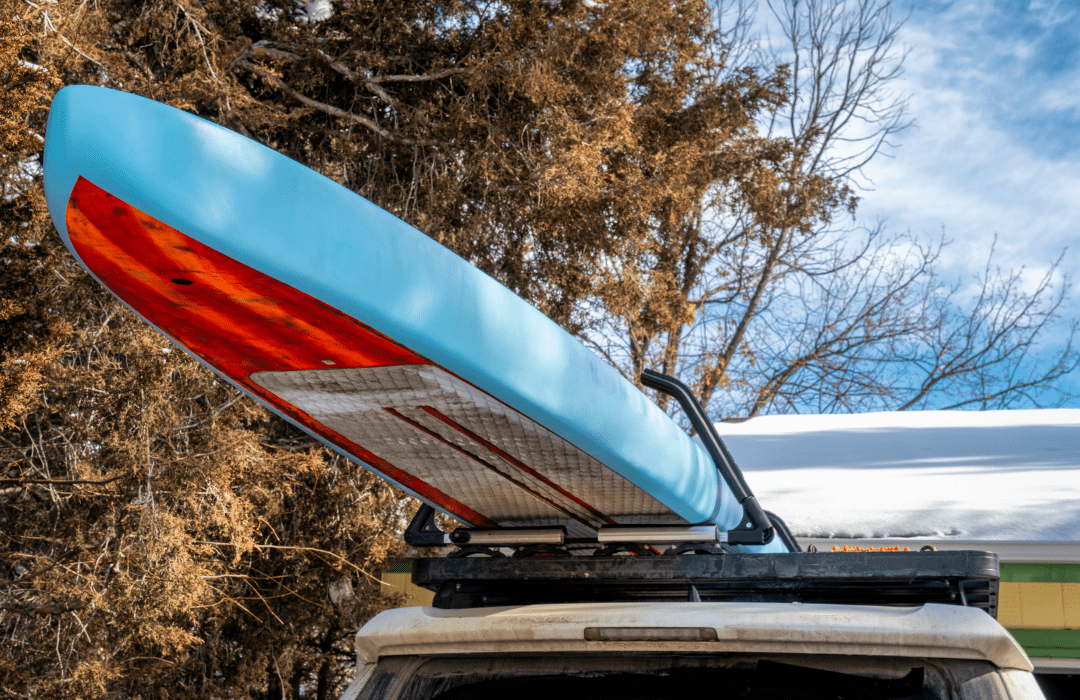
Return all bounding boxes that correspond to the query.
[998,582,1080,629]
[380,567,435,607]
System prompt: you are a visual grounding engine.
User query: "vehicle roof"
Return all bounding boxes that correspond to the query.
[355,601,1032,672]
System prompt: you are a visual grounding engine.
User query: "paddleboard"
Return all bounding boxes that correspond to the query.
[43,85,786,552]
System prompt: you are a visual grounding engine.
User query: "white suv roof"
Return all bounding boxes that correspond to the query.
[356,601,1031,672]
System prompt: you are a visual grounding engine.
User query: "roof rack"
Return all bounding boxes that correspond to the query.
[400,372,997,619]
[402,503,800,553]
[412,550,999,615]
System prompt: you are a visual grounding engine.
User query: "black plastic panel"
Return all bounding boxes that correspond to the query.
[413,550,999,616]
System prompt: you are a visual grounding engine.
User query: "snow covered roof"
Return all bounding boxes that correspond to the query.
[713,409,1080,544]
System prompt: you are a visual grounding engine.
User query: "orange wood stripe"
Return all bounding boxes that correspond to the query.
[65,176,495,526]
[66,177,425,373]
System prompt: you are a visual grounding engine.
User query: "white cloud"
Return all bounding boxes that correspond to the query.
[744,0,1080,402]
[1027,0,1076,29]
[854,2,1080,294]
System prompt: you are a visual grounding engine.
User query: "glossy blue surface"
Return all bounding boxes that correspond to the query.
[44,85,786,552]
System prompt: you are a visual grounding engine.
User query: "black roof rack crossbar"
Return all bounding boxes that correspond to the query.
[413,550,999,616]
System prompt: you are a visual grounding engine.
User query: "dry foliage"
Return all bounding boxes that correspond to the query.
[1,190,408,697]
[2,2,410,698]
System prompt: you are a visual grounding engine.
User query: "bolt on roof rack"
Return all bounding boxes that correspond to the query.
[411,550,1000,616]
[399,371,998,619]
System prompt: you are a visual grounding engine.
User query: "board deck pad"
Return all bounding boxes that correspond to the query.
[254,365,680,537]
[66,176,681,537]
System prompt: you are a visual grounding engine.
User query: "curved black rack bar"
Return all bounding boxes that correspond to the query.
[640,369,776,547]
[764,510,801,554]
[404,504,448,547]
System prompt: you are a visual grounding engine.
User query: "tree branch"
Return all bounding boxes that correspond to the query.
[234,60,444,147]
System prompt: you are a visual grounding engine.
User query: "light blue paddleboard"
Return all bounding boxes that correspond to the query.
[44,85,786,552]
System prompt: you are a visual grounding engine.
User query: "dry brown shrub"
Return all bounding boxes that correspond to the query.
[3,7,408,697]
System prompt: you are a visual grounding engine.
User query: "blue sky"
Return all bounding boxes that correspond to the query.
[809,0,1080,406]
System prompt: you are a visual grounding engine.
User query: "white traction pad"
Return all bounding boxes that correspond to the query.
[252,365,684,536]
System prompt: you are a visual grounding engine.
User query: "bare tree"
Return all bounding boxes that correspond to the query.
[581,0,1076,419]
[763,0,910,180]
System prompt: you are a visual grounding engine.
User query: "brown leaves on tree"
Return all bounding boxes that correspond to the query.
[2,5,409,698]
[0,8,64,431]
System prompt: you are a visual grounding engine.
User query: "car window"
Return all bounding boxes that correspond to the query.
[359,655,952,700]
[944,660,1011,700]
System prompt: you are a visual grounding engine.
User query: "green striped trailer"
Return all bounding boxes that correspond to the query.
[800,539,1080,675]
